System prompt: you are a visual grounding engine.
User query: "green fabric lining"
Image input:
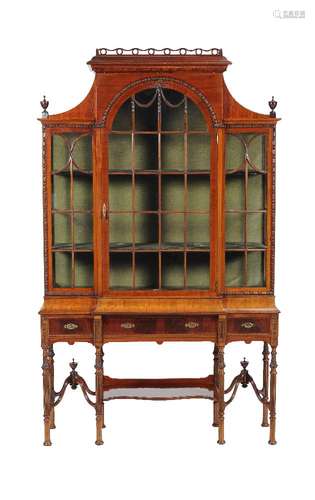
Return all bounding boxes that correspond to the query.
[53,252,72,287]
[108,88,211,289]
[51,133,93,288]
[162,253,184,288]
[225,133,266,287]
[109,252,210,289]
[75,253,93,287]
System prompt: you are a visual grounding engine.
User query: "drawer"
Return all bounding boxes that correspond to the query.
[49,318,93,337]
[103,317,158,335]
[165,316,216,334]
[227,316,270,335]
[103,315,216,336]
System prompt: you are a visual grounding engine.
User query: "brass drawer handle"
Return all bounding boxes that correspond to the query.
[185,321,199,329]
[241,321,255,329]
[64,322,79,331]
[121,322,135,329]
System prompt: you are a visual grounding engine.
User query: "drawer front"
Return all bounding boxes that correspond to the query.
[227,316,270,335]
[165,316,216,334]
[49,318,93,338]
[103,317,158,335]
[103,315,216,337]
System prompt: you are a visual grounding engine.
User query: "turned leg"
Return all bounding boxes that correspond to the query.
[217,346,225,444]
[49,346,56,429]
[268,346,277,444]
[212,345,219,427]
[42,344,53,446]
[261,342,269,427]
[95,346,104,445]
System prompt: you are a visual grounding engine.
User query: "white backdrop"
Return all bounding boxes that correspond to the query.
[0,0,314,498]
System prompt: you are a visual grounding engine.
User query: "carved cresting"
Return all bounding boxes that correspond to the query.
[95,47,223,56]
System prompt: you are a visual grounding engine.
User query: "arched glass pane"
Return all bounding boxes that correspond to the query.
[108,87,211,290]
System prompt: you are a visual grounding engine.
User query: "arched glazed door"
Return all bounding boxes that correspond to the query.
[105,86,216,293]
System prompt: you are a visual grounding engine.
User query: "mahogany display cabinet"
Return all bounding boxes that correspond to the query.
[39,48,280,446]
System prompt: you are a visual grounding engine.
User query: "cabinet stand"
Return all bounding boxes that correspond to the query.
[42,341,278,446]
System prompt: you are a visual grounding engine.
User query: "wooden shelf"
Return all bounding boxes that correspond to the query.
[109,169,210,175]
[110,242,210,252]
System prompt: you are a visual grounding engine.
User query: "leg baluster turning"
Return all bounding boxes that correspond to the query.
[217,346,225,445]
[261,342,269,427]
[212,345,219,427]
[49,346,56,430]
[42,345,53,446]
[95,346,104,445]
[268,347,277,445]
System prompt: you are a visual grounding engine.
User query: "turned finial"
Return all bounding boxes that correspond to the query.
[40,95,49,117]
[70,358,78,371]
[240,357,249,370]
[268,96,277,117]
[69,359,78,389]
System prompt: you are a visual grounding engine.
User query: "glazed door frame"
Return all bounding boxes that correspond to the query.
[45,126,97,296]
[220,126,274,295]
[99,82,219,297]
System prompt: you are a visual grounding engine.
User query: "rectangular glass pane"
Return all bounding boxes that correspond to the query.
[135,253,158,289]
[188,176,210,211]
[135,214,158,246]
[53,213,71,247]
[110,252,132,289]
[52,174,70,210]
[74,214,93,248]
[53,252,72,287]
[188,214,209,244]
[162,253,184,289]
[162,176,184,211]
[247,213,265,247]
[109,176,132,211]
[109,134,131,170]
[187,252,210,288]
[110,214,132,245]
[225,213,244,247]
[248,173,265,210]
[161,135,184,170]
[225,252,245,287]
[75,252,93,287]
[225,174,244,210]
[188,134,210,171]
[162,214,184,244]
[73,174,92,210]
[135,134,158,170]
[135,176,158,211]
[247,252,265,287]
